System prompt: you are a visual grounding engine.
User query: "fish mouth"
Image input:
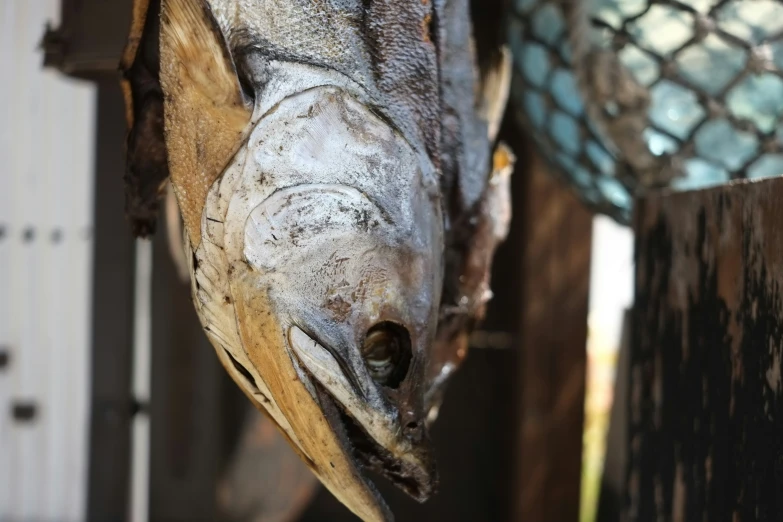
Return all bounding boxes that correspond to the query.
[288,326,437,503]
[334,392,435,501]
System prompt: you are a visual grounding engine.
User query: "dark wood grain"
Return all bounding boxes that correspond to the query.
[630,178,783,521]
[514,150,593,522]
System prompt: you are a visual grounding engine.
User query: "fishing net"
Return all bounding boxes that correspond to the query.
[508,0,783,223]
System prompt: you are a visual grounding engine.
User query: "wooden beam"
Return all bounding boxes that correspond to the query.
[629,177,783,520]
[86,81,136,522]
[515,150,593,522]
[41,0,132,76]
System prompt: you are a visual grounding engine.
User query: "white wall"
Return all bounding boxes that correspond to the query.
[588,215,634,357]
[0,1,97,521]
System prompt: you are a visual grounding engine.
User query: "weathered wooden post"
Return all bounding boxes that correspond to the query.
[629,178,783,521]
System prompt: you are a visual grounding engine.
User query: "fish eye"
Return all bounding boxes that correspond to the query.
[362,322,412,389]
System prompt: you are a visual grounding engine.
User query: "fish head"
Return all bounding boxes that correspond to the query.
[220,86,444,519]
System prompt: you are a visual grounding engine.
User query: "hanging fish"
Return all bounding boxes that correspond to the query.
[120,0,512,520]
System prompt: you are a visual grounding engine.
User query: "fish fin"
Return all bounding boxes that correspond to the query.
[159,0,252,246]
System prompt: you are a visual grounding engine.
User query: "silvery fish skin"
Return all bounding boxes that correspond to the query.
[121,0,512,520]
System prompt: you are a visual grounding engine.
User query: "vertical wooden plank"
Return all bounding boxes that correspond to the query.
[60,76,97,522]
[0,3,14,515]
[86,81,136,522]
[13,2,49,517]
[629,177,783,521]
[515,152,593,522]
[0,2,25,516]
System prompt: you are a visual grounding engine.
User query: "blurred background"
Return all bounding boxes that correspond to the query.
[0,1,633,521]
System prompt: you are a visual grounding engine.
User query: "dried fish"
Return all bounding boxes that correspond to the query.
[121,1,511,520]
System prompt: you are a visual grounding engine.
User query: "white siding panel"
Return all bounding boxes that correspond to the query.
[0,1,97,521]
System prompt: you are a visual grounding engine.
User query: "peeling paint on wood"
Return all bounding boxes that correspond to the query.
[629,178,783,521]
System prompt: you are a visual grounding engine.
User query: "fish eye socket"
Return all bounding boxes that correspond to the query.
[361,322,412,389]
